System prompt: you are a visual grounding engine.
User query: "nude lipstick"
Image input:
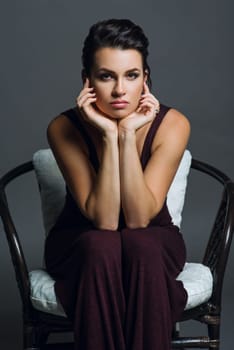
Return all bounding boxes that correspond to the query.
[110,100,129,109]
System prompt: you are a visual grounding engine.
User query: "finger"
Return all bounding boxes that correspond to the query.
[79,99,97,120]
[77,93,96,108]
[141,88,160,107]
[137,101,157,115]
[137,103,151,114]
[77,96,96,110]
[140,94,159,104]
[140,96,159,105]
[84,77,90,88]
[143,81,150,94]
[139,97,160,112]
[77,89,94,103]
[77,91,95,104]
[138,99,158,112]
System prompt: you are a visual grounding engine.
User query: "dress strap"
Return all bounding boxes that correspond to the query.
[140,104,171,170]
[61,108,99,171]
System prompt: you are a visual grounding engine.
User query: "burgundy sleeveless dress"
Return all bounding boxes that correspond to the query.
[45,104,188,350]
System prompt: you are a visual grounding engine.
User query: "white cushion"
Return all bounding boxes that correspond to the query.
[29,262,213,317]
[167,150,192,227]
[33,149,66,234]
[29,269,66,317]
[176,262,213,310]
[33,149,192,234]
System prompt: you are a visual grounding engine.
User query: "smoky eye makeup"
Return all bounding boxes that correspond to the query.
[95,68,142,81]
[97,72,113,81]
[126,71,140,79]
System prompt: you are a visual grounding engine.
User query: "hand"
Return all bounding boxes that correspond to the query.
[118,82,160,132]
[76,79,118,135]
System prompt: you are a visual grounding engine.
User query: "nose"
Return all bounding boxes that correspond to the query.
[112,78,126,97]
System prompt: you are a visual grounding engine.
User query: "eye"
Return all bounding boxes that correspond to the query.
[127,72,140,80]
[98,73,113,81]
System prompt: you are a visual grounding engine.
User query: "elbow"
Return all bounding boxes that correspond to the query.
[85,203,119,231]
[95,222,119,231]
[125,209,160,229]
[94,217,119,231]
[124,198,160,229]
[125,219,150,230]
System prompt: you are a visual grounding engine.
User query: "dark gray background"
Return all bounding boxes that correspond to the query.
[0,0,233,349]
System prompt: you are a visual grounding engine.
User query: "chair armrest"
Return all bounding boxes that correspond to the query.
[191,158,231,185]
[203,180,234,309]
[191,158,234,311]
[0,161,34,316]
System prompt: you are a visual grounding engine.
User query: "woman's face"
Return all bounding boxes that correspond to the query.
[89,47,147,119]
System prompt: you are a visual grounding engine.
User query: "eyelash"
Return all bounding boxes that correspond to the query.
[98,72,140,81]
[127,72,140,80]
[99,73,112,81]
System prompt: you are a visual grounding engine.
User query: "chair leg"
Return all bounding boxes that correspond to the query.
[172,323,186,350]
[23,324,39,349]
[208,323,220,350]
[23,323,49,350]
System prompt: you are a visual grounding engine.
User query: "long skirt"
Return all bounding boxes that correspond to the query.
[45,224,188,350]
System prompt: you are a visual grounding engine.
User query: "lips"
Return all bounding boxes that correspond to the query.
[110,100,129,108]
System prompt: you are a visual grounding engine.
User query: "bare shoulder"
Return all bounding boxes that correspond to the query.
[47,113,88,155]
[47,114,85,142]
[162,108,190,134]
[153,107,191,150]
[47,114,75,139]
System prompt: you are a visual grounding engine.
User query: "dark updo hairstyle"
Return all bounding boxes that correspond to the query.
[82,19,152,88]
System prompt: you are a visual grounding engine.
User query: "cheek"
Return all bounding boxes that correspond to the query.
[132,80,144,95]
[131,84,144,102]
[94,88,111,112]
[96,93,109,109]
[93,85,108,101]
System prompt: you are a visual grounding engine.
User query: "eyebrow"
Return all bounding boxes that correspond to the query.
[96,68,141,73]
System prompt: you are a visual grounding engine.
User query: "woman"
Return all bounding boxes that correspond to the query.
[45,18,190,350]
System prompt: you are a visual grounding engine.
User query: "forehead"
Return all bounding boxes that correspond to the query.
[92,47,143,71]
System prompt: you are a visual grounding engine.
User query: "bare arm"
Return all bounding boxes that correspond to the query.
[85,130,120,229]
[47,81,121,230]
[118,86,190,228]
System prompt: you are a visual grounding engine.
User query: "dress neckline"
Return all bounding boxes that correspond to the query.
[67,105,170,171]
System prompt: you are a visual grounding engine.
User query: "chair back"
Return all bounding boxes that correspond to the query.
[33,148,192,234]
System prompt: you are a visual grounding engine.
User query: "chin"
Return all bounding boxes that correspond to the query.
[97,104,135,119]
[107,108,134,119]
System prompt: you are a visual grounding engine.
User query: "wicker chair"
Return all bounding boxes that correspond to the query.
[0,152,234,349]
